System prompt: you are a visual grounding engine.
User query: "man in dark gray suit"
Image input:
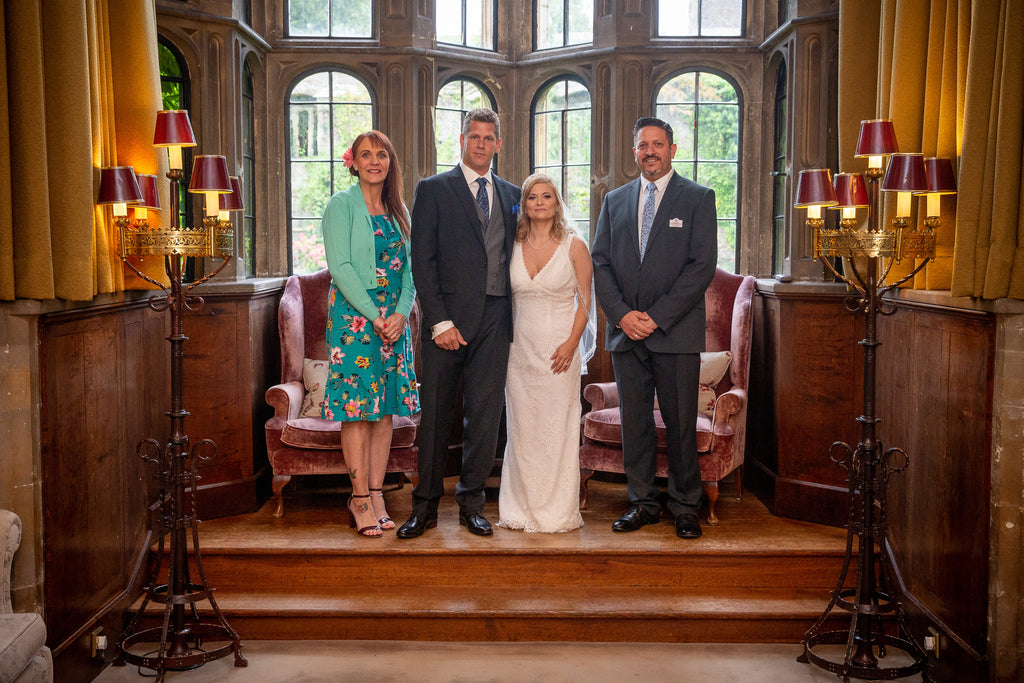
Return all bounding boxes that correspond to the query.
[397,109,520,539]
[591,116,718,539]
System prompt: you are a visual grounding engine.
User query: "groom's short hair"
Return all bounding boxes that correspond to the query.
[633,116,674,147]
[462,108,501,138]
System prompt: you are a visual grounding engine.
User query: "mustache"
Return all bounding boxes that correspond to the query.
[643,154,661,162]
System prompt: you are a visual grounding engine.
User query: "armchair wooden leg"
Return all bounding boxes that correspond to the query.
[272,474,291,519]
[579,469,595,509]
[703,481,720,526]
[734,465,743,501]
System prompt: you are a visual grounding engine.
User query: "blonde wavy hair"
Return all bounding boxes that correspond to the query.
[515,173,574,244]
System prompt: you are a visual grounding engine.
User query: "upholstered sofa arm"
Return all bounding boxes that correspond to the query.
[266,381,304,423]
[712,386,746,427]
[583,382,619,411]
[1,509,20,614]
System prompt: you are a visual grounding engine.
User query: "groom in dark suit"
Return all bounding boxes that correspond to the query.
[591,116,718,539]
[397,109,520,539]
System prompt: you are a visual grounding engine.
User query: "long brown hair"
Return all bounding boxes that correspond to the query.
[349,130,410,239]
[515,173,573,244]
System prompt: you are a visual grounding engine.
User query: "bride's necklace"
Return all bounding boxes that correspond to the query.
[526,232,553,250]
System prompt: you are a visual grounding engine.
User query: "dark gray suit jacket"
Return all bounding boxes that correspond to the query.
[591,171,718,354]
[410,165,520,343]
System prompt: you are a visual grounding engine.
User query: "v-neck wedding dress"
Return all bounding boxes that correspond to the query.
[498,239,584,533]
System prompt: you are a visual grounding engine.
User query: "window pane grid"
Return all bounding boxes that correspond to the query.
[657,71,739,271]
[434,79,495,175]
[532,78,591,241]
[536,0,593,50]
[438,0,495,50]
[657,0,742,38]
[288,70,373,274]
[288,0,372,38]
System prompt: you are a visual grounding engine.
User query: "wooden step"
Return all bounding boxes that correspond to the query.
[128,479,854,644]
[134,586,847,642]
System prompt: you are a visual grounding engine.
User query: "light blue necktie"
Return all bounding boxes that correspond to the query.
[476,177,490,220]
[640,181,657,259]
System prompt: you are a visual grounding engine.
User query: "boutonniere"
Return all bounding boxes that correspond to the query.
[512,203,520,218]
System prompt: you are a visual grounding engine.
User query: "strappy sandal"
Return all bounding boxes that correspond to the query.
[347,494,383,537]
[370,488,396,530]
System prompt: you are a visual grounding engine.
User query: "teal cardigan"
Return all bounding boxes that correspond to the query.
[321,183,415,321]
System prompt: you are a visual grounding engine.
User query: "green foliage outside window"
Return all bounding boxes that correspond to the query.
[657,71,739,272]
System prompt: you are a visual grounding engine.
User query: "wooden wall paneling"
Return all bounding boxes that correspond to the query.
[182,289,278,519]
[747,290,860,527]
[879,303,993,673]
[39,302,164,681]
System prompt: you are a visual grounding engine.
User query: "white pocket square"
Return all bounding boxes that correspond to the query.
[669,218,684,228]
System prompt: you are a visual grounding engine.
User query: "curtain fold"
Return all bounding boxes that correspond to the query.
[839,0,1023,299]
[0,0,163,302]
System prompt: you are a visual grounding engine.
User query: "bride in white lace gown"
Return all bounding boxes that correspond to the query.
[499,173,596,533]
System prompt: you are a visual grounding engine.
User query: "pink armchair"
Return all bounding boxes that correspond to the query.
[579,268,755,525]
[265,269,419,518]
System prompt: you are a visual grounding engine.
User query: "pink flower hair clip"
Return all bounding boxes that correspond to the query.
[341,147,354,168]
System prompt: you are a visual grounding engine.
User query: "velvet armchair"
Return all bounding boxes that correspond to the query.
[265,269,419,518]
[579,268,756,525]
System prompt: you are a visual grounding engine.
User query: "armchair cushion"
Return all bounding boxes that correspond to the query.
[698,350,732,416]
[281,414,417,450]
[299,358,329,418]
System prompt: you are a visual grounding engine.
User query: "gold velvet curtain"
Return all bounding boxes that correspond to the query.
[839,0,1024,299]
[0,0,165,301]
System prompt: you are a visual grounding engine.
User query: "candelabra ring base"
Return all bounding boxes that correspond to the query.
[801,628,927,681]
[119,622,245,677]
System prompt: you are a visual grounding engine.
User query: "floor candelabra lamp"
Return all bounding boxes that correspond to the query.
[794,119,956,681]
[98,109,246,680]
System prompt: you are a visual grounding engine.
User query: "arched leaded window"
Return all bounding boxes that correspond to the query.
[241,61,256,277]
[655,70,739,272]
[535,0,594,50]
[771,62,787,277]
[436,0,495,50]
[657,0,743,37]
[435,79,496,176]
[287,0,372,38]
[287,70,373,274]
[531,78,591,241]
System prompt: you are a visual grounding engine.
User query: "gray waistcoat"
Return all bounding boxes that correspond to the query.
[476,187,508,296]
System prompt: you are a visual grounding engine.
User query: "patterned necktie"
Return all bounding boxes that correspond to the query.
[640,181,657,259]
[476,177,490,220]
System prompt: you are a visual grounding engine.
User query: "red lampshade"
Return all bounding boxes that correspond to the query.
[97,166,143,204]
[831,173,869,208]
[134,174,161,210]
[219,176,244,211]
[153,110,197,147]
[881,153,928,193]
[188,155,232,193]
[854,119,899,157]
[794,169,837,207]
[920,157,957,194]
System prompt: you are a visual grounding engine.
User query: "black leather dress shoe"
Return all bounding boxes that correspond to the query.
[458,511,493,536]
[611,505,660,532]
[675,512,702,539]
[396,513,437,539]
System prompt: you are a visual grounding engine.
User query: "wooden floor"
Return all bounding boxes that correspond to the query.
[139,477,853,644]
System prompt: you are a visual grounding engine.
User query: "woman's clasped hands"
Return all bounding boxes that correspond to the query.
[372,312,406,345]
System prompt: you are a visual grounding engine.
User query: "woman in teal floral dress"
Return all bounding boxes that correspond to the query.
[322,130,419,537]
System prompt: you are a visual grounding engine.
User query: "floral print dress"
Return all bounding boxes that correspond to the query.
[323,215,419,422]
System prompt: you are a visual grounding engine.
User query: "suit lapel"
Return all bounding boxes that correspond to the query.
[626,179,642,261]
